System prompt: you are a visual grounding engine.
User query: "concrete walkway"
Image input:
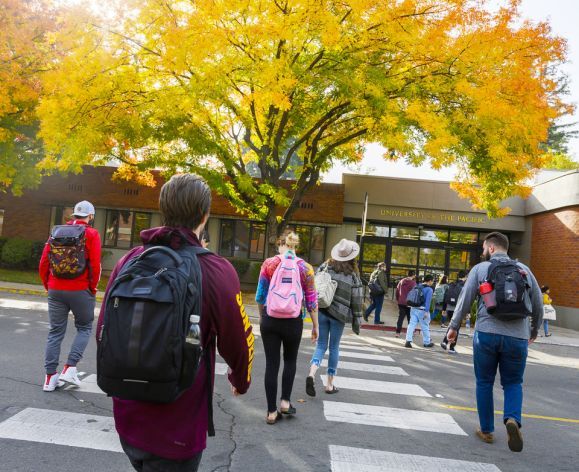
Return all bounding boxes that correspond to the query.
[1,281,577,347]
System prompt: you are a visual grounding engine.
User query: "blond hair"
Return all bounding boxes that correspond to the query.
[277,230,300,250]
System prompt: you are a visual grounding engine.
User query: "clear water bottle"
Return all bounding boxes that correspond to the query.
[186,315,201,345]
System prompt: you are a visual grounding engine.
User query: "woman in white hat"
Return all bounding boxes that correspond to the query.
[306,239,364,396]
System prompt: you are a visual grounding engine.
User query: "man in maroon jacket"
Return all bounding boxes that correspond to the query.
[395,270,417,337]
[97,174,253,471]
[39,200,102,391]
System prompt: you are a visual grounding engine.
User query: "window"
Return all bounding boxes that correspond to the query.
[419,247,446,268]
[357,223,389,237]
[420,228,449,242]
[450,231,478,244]
[391,245,418,266]
[287,225,327,265]
[219,220,266,260]
[104,210,152,248]
[54,206,75,225]
[390,226,419,240]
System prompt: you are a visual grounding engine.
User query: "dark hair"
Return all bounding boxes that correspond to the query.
[327,258,359,276]
[407,270,416,277]
[457,270,468,279]
[438,274,448,285]
[484,232,509,252]
[159,174,211,229]
[423,274,434,282]
[541,285,549,293]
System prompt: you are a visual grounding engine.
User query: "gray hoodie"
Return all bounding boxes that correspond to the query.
[450,253,543,340]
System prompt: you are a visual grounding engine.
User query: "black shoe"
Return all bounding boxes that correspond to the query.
[423,343,434,348]
[440,341,448,350]
[363,314,369,322]
[404,341,412,348]
[306,376,316,397]
[374,321,385,325]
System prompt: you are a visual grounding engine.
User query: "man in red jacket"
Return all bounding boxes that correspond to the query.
[39,200,101,391]
[97,174,253,471]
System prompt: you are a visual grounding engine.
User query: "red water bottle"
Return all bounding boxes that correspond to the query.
[479,281,497,312]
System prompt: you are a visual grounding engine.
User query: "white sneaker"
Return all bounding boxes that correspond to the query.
[43,373,64,392]
[59,365,81,386]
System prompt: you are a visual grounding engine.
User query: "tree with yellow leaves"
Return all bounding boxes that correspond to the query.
[0,0,56,194]
[37,0,570,242]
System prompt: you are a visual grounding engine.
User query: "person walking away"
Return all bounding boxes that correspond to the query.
[404,275,435,348]
[432,274,449,325]
[395,270,417,337]
[446,232,543,452]
[440,270,468,354]
[307,239,363,396]
[256,230,319,424]
[39,200,101,391]
[97,174,254,471]
[364,262,387,325]
[541,286,555,337]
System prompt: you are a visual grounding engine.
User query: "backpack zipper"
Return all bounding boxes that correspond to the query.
[154,268,168,277]
[114,297,119,308]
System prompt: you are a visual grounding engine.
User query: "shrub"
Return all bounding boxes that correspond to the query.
[29,241,46,269]
[0,237,8,256]
[248,261,263,283]
[228,258,250,278]
[1,238,34,269]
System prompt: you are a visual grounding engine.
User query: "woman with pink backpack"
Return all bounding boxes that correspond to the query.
[255,230,319,425]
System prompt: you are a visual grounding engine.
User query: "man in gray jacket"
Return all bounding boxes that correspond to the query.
[447,232,543,453]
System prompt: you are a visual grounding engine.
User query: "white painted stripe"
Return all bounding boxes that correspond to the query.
[0,298,100,316]
[330,446,501,472]
[324,401,467,436]
[339,351,394,362]
[0,408,122,452]
[215,362,228,375]
[64,374,105,395]
[322,360,408,376]
[320,375,431,398]
[340,341,365,347]
[334,345,383,353]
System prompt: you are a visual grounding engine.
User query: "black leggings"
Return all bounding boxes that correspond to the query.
[396,305,411,334]
[260,315,303,413]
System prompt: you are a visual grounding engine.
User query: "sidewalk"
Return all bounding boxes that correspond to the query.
[1,281,577,347]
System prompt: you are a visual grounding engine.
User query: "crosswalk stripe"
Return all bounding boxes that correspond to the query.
[339,351,394,362]
[320,375,431,398]
[215,362,228,375]
[332,345,383,353]
[0,298,101,316]
[323,360,408,376]
[324,401,467,435]
[0,408,122,452]
[340,341,365,347]
[63,374,105,395]
[329,446,500,472]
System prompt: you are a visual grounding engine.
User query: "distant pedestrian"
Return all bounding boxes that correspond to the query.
[97,174,253,471]
[256,230,319,424]
[432,274,449,325]
[541,286,555,337]
[200,229,210,249]
[404,274,435,348]
[39,200,101,391]
[395,270,417,337]
[446,232,543,452]
[440,270,468,354]
[364,262,387,325]
[307,239,363,396]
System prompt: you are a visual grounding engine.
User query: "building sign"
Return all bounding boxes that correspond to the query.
[380,208,487,225]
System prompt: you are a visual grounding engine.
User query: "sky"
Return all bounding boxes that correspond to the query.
[324,0,579,184]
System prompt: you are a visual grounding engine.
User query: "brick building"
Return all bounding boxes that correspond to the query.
[0,167,577,330]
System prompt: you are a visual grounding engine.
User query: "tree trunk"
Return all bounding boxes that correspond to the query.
[265,211,280,259]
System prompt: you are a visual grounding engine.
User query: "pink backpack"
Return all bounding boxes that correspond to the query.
[266,253,304,318]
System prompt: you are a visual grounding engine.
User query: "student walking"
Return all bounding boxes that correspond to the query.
[97,174,253,471]
[306,239,363,396]
[404,275,435,348]
[256,231,319,424]
[447,232,543,452]
[395,270,417,337]
[39,200,101,391]
[364,262,387,325]
[432,274,448,326]
[541,286,555,337]
[440,270,468,354]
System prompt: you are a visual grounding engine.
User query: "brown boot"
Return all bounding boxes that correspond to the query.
[476,429,495,444]
[505,418,523,452]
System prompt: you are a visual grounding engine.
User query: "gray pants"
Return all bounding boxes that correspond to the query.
[44,289,95,374]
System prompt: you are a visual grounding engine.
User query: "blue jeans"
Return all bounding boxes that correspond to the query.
[473,331,528,433]
[311,310,345,376]
[364,294,384,323]
[543,320,549,336]
[405,308,431,344]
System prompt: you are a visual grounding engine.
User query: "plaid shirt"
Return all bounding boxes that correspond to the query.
[319,263,364,324]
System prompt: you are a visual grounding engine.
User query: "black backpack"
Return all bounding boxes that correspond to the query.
[406,284,425,307]
[485,259,532,321]
[48,225,87,279]
[97,244,215,435]
[444,280,464,306]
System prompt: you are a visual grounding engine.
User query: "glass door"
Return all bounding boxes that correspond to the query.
[359,238,388,281]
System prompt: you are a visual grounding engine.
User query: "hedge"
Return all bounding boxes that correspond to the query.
[228,258,251,278]
[1,239,35,269]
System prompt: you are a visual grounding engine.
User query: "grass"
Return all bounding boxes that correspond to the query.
[0,268,109,292]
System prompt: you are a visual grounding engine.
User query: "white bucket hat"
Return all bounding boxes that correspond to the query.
[331,239,360,262]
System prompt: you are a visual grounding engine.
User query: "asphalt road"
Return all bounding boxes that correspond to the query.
[0,292,578,472]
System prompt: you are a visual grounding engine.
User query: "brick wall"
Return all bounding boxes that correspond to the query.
[0,166,345,242]
[530,206,579,309]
